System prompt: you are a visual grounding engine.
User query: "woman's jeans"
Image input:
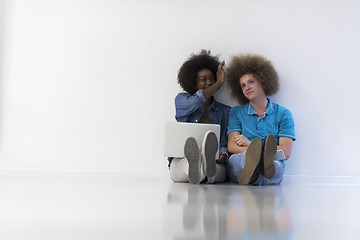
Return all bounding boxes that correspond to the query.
[226,152,284,185]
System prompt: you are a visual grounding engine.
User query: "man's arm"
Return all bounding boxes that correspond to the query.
[228,132,249,154]
[277,137,293,160]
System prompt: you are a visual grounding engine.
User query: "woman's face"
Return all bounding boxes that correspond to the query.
[196,68,215,91]
[239,74,266,101]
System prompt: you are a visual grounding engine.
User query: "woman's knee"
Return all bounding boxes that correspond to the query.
[169,158,189,182]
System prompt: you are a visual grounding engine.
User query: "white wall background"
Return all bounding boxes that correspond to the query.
[1,0,360,179]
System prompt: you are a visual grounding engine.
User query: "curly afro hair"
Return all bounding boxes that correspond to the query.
[178,50,220,95]
[226,54,279,105]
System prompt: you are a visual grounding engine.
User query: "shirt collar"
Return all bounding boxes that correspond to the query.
[247,98,274,116]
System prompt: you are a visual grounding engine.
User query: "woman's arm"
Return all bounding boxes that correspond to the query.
[277,137,293,160]
[203,61,225,100]
[174,92,205,122]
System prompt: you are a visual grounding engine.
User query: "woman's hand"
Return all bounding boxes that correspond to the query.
[216,152,228,164]
[216,60,225,85]
[234,135,251,147]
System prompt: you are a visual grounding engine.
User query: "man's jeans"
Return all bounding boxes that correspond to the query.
[226,152,284,185]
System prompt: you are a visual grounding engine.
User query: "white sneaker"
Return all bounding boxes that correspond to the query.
[184,137,202,184]
[201,131,218,178]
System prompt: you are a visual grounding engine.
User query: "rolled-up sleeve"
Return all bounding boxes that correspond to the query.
[227,106,242,135]
[175,90,205,121]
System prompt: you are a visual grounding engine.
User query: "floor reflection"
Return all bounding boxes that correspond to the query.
[164,183,292,240]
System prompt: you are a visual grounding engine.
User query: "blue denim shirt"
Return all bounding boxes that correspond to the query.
[175,90,230,154]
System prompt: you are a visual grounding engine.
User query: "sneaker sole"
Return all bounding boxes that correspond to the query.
[184,137,201,184]
[202,131,218,178]
[238,138,262,185]
[263,135,277,179]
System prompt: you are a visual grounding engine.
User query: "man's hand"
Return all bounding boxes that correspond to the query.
[234,135,251,147]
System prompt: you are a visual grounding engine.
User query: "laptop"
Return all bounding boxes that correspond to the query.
[163,121,286,160]
[164,121,220,158]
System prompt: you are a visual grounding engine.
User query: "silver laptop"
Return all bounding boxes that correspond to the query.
[164,121,220,158]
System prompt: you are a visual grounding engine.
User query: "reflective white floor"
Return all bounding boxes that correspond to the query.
[1,171,360,240]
